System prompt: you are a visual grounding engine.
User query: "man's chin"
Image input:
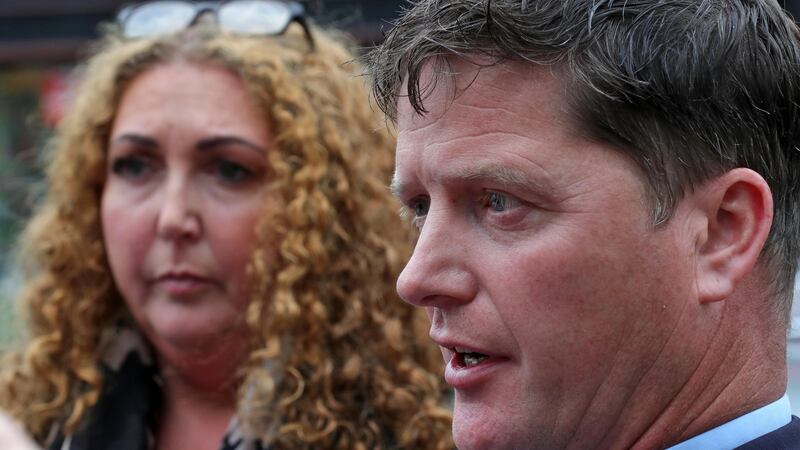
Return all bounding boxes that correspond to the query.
[453,402,558,450]
[452,405,517,450]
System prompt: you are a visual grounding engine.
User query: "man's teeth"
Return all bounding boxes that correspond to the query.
[463,353,489,366]
[453,347,490,367]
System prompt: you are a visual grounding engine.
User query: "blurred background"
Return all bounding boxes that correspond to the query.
[2,0,800,412]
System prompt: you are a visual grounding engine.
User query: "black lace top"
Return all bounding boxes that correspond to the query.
[46,327,265,450]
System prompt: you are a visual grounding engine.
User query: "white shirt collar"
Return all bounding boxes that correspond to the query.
[666,394,791,450]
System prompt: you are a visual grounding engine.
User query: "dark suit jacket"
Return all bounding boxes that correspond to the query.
[735,416,800,449]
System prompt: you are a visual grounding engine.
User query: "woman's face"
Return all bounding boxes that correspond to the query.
[102,62,270,362]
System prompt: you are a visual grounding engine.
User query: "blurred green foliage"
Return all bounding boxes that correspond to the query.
[0,68,50,348]
[0,292,18,346]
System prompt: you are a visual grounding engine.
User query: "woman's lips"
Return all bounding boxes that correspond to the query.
[155,273,215,297]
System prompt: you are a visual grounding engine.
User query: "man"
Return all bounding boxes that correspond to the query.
[368,0,800,449]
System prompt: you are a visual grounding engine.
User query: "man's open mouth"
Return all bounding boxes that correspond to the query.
[453,347,490,368]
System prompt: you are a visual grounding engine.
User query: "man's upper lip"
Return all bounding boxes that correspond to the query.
[430,334,499,357]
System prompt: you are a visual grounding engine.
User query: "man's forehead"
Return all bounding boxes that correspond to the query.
[398,56,563,115]
[396,57,568,131]
[392,59,584,198]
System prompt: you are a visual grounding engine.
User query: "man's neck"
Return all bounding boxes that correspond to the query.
[630,300,786,449]
[566,291,787,450]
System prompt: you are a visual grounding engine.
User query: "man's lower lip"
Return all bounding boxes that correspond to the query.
[444,356,507,389]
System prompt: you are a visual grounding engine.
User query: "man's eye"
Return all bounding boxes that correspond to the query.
[110,156,151,178]
[216,160,252,183]
[410,197,430,217]
[486,191,520,212]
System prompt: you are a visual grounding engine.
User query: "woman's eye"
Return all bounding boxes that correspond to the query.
[110,155,151,178]
[216,160,253,183]
[486,191,520,212]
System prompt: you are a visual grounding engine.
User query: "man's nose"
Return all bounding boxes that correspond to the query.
[396,207,478,308]
[156,176,201,241]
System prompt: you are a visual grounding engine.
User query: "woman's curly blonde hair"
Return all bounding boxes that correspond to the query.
[0,22,453,450]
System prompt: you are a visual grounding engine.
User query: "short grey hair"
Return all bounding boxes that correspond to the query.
[367,0,800,322]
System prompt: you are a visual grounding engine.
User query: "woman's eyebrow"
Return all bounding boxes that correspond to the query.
[196,136,266,155]
[109,133,159,149]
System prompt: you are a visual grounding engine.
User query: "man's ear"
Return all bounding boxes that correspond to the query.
[694,168,773,304]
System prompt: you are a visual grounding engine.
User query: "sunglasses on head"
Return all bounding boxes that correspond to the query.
[117,0,313,47]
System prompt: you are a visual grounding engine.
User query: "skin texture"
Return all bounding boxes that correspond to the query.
[101,62,270,450]
[392,60,781,449]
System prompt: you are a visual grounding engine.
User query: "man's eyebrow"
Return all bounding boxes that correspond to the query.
[196,136,266,154]
[390,163,550,201]
[109,133,158,149]
[390,175,406,200]
[455,164,532,186]
[449,163,551,193]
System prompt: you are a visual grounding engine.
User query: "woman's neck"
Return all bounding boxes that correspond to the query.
[156,364,238,450]
[151,331,247,450]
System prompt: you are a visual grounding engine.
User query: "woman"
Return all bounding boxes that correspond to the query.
[0,2,452,449]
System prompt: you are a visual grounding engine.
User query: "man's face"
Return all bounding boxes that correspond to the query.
[393,62,703,449]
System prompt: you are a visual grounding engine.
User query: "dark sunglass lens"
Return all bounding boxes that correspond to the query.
[219,0,292,35]
[124,1,197,38]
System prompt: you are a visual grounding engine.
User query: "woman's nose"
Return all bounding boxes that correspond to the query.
[156,176,202,241]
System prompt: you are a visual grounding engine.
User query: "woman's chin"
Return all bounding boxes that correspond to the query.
[138,302,245,355]
[141,310,248,392]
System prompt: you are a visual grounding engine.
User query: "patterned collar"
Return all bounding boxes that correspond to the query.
[46,326,265,450]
